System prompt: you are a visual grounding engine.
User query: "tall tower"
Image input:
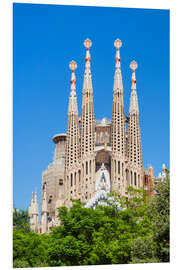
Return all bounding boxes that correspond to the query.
[80,39,95,203]
[111,39,126,194]
[65,61,81,206]
[29,191,39,233]
[128,61,143,189]
[41,183,48,233]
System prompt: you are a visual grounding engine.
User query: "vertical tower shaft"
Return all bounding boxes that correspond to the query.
[65,61,81,206]
[80,39,95,203]
[128,61,143,189]
[111,39,126,194]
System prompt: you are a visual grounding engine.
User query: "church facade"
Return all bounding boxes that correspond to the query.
[29,39,154,234]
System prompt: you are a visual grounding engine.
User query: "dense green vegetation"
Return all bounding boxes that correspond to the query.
[13,175,170,267]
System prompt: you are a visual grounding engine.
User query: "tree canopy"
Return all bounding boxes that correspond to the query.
[13,175,170,267]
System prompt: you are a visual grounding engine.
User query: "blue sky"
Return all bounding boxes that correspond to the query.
[13,3,169,210]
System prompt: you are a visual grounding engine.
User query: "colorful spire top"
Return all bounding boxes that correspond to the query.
[114,39,122,49]
[130,60,138,90]
[114,39,122,70]
[84,38,92,49]
[69,60,77,92]
[130,60,138,71]
[84,38,92,71]
[129,60,139,114]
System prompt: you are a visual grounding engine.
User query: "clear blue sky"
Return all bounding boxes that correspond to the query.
[13,3,169,210]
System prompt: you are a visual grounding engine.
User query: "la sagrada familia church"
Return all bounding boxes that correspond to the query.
[28,39,167,234]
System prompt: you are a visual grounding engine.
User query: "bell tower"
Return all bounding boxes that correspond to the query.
[127,61,143,188]
[80,39,96,203]
[111,39,126,194]
[65,61,81,207]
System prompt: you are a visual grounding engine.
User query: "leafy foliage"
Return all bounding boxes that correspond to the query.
[13,176,170,267]
[13,208,30,232]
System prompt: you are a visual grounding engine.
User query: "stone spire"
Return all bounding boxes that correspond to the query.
[129,60,139,114]
[29,191,39,233]
[111,39,126,193]
[68,61,78,114]
[83,39,93,91]
[34,191,39,215]
[113,39,123,97]
[128,61,143,189]
[65,61,80,169]
[41,184,48,214]
[41,183,48,233]
[65,61,81,206]
[80,38,95,203]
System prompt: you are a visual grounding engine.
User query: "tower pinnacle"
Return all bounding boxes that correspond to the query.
[69,60,77,92]
[114,39,122,70]
[130,60,138,91]
[68,61,78,114]
[84,39,92,71]
[129,60,139,114]
[113,39,123,93]
[83,39,92,90]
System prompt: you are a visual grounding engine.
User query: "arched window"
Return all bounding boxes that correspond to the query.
[86,161,88,175]
[74,172,76,185]
[138,174,140,188]
[134,172,137,186]
[126,169,129,184]
[71,173,73,187]
[90,160,91,174]
[118,161,120,174]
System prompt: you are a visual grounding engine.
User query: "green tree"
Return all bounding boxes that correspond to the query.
[13,229,50,267]
[13,208,30,232]
[148,174,170,262]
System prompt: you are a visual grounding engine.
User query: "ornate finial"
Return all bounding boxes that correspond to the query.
[32,192,33,201]
[84,39,92,49]
[69,60,77,71]
[130,60,138,71]
[69,60,77,93]
[114,39,122,49]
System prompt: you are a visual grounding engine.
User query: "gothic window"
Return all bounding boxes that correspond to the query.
[126,169,129,182]
[90,160,91,174]
[86,161,88,175]
[122,163,124,176]
[134,172,137,186]
[71,173,73,187]
[74,172,76,185]
[118,161,120,174]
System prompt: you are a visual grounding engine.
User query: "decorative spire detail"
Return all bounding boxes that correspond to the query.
[113,39,123,93]
[34,190,38,215]
[114,39,122,70]
[69,60,77,92]
[83,39,93,91]
[84,38,92,71]
[68,61,78,114]
[129,60,139,114]
[41,184,48,213]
